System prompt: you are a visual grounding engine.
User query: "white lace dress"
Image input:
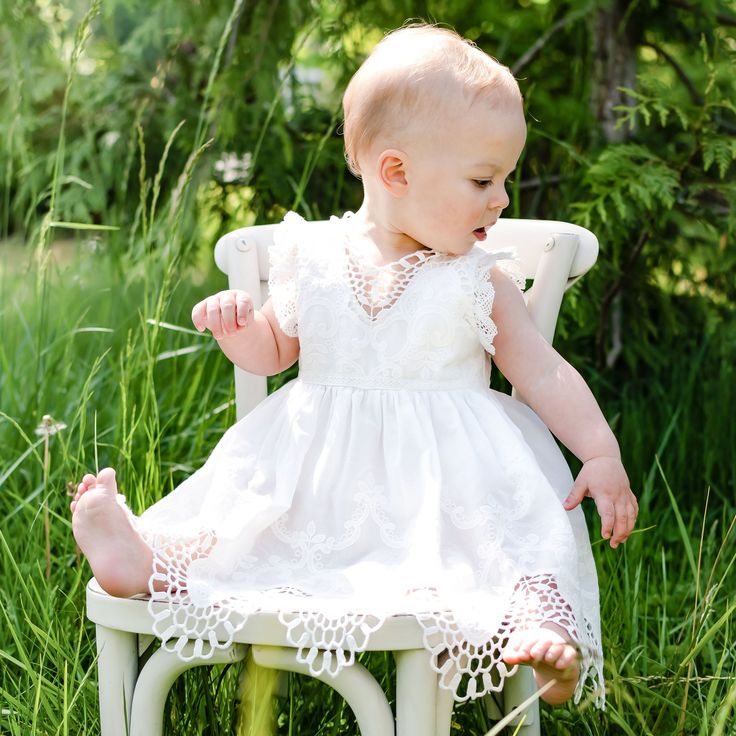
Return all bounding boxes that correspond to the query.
[131,211,604,706]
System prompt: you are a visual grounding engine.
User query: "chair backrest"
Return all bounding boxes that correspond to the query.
[214,217,599,419]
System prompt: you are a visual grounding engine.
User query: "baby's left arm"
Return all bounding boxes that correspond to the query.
[489,269,638,549]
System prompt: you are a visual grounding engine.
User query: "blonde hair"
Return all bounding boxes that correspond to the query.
[342,24,523,177]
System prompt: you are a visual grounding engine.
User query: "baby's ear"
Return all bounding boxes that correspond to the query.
[377,149,408,197]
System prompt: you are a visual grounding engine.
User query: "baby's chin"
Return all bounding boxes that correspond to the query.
[430,241,476,257]
[398,233,464,256]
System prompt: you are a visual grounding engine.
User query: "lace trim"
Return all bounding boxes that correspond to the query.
[416,577,604,705]
[345,247,442,321]
[472,249,526,356]
[139,528,603,706]
[490,251,526,292]
[269,211,525,350]
[279,607,387,676]
[268,211,303,337]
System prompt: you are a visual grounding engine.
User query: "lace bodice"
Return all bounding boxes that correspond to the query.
[269,212,525,390]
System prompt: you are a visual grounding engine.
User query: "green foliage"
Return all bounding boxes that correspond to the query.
[572,144,680,226]
[3,0,734,380]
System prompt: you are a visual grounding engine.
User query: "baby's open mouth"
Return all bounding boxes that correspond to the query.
[473,227,487,240]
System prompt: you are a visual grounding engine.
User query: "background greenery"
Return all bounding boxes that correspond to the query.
[1,0,734,733]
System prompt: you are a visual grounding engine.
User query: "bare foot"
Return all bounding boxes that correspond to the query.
[503,624,581,705]
[71,468,153,598]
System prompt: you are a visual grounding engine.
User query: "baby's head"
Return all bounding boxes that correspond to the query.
[342,25,526,255]
[343,25,523,178]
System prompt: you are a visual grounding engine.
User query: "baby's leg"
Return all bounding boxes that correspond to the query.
[71,468,155,598]
[502,622,580,705]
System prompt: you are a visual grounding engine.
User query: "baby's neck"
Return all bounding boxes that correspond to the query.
[351,201,429,266]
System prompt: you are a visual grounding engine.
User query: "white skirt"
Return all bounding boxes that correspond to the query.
[131,379,604,704]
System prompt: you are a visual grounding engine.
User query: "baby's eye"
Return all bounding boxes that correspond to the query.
[473,179,493,188]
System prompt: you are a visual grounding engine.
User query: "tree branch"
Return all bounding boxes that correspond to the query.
[667,0,736,27]
[642,41,703,106]
[511,4,592,76]
[518,174,565,190]
[595,228,649,369]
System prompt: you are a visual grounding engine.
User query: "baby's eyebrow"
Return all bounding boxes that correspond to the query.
[473,164,517,177]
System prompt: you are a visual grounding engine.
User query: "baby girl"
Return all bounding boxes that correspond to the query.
[72,24,637,708]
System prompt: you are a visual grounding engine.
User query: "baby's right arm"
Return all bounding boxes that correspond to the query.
[191,290,299,376]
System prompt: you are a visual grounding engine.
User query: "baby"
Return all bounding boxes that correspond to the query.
[72,25,637,707]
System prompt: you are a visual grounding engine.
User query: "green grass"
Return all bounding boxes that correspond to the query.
[1,234,735,735]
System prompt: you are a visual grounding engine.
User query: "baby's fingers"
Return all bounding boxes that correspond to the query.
[235,292,254,327]
[216,292,237,335]
[191,291,253,338]
[609,509,627,549]
[610,500,638,548]
[221,292,253,334]
[563,477,588,511]
[205,296,226,338]
[191,299,208,332]
[192,295,224,334]
[595,499,616,544]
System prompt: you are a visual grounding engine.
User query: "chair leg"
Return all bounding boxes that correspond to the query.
[394,649,438,736]
[252,645,395,736]
[434,682,455,736]
[502,667,541,736]
[129,641,247,736]
[96,624,138,736]
[482,690,503,721]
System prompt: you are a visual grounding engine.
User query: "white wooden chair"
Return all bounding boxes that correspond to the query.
[85,217,598,736]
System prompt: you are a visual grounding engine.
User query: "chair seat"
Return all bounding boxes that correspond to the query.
[86,578,539,736]
[86,579,452,736]
[86,577,428,650]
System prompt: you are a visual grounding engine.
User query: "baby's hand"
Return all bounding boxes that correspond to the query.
[563,456,638,549]
[191,289,255,339]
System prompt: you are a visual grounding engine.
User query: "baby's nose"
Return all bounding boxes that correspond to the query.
[489,198,507,216]
[490,185,509,211]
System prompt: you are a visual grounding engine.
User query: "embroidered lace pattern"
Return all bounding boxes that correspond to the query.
[130,211,605,708]
[345,246,444,321]
[134,466,604,706]
[268,211,302,337]
[469,250,526,356]
[415,576,603,704]
[139,513,603,704]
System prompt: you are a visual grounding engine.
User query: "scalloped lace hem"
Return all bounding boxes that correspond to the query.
[139,531,604,708]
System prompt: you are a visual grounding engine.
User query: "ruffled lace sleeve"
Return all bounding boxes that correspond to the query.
[268,211,304,337]
[472,249,526,356]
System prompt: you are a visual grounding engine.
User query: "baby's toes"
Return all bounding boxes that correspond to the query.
[529,639,553,662]
[542,642,566,666]
[95,467,118,495]
[504,634,531,662]
[81,474,97,491]
[556,645,579,670]
[71,474,99,512]
[70,483,85,512]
